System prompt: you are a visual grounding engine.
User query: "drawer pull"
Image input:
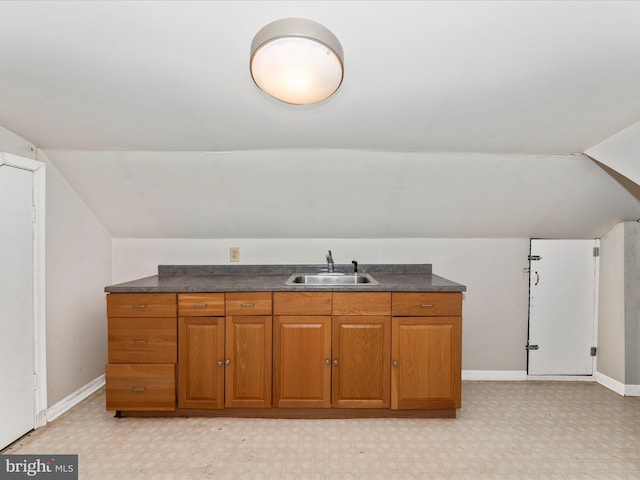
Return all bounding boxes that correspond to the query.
[132,339,148,344]
[240,303,255,307]
[131,304,148,309]
[193,304,208,308]
[420,304,435,308]
[130,387,146,392]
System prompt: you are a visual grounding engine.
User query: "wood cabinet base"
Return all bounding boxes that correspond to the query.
[113,406,456,419]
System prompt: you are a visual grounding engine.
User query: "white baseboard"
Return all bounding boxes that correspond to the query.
[462,370,527,381]
[626,384,640,396]
[595,371,626,396]
[527,375,595,382]
[46,374,105,423]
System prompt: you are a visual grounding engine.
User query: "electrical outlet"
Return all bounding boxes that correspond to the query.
[229,247,240,262]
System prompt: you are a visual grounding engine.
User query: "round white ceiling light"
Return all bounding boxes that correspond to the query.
[250,18,344,105]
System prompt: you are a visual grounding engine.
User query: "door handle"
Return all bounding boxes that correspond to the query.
[534,271,539,286]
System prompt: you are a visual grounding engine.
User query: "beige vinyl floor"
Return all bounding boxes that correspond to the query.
[2,381,639,479]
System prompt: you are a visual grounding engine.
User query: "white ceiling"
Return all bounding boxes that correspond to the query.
[2,1,640,239]
[2,0,640,153]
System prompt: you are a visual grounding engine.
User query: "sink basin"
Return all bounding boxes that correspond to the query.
[285,273,379,286]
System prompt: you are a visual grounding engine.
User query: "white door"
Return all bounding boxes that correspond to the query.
[528,239,597,376]
[0,164,35,449]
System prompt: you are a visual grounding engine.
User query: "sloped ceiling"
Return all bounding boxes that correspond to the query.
[2,1,640,238]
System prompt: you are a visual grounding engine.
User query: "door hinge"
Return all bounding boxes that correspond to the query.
[590,346,597,357]
[593,247,600,257]
[528,255,542,261]
[526,344,539,351]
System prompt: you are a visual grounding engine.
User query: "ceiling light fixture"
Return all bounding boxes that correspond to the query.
[250,18,344,105]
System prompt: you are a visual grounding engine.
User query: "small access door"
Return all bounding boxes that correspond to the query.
[527,239,598,376]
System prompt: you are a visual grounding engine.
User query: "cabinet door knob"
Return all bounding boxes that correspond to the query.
[333,359,339,366]
[225,359,231,366]
[324,359,331,366]
[217,361,223,367]
[393,361,399,367]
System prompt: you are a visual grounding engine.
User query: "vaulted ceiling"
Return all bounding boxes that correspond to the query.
[2,1,640,238]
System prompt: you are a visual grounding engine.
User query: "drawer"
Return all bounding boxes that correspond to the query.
[108,317,177,363]
[332,292,391,315]
[107,293,176,317]
[105,364,176,411]
[273,292,332,315]
[178,293,225,316]
[392,292,462,316]
[225,292,272,315]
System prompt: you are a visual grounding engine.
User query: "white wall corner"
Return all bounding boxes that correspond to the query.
[595,371,626,396]
[462,370,527,381]
[46,374,105,423]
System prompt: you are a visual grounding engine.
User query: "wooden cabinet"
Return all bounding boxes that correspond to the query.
[273,292,391,409]
[107,288,462,417]
[332,315,390,408]
[178,293,272,409]
[273,315,332,408]
[391,293,462,410]
[225,293,272,408]
[178,316,225,409]
[225,315,272,408]
[106,364,176,411]
[106,293,177,412]
[273,292,332,408]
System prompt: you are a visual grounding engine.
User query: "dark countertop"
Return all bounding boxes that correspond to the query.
[105,264,467,293]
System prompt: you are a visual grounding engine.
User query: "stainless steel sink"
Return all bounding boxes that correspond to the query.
[285,273,379,286]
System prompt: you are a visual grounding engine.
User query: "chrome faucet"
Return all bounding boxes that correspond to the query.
[326,250,335,273]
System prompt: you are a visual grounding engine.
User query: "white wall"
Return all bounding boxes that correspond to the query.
[623,223,640,386]
[587,120,640,187]
[0,126,37,160]
[597,223,626,383]
[113,237,530,372]
[42,151,112,406]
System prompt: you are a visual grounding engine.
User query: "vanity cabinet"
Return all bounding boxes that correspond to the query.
[273,292,391,409]
[106,288,462,417]
[391,292,462,410]
[178,293,272,409]
[105,293,177,411]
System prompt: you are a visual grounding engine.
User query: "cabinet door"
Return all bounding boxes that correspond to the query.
[332,316,390,408]
[225,316,272,408]
[273,316,331,408]
[391,317,461,410]
[178,317,225,409]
